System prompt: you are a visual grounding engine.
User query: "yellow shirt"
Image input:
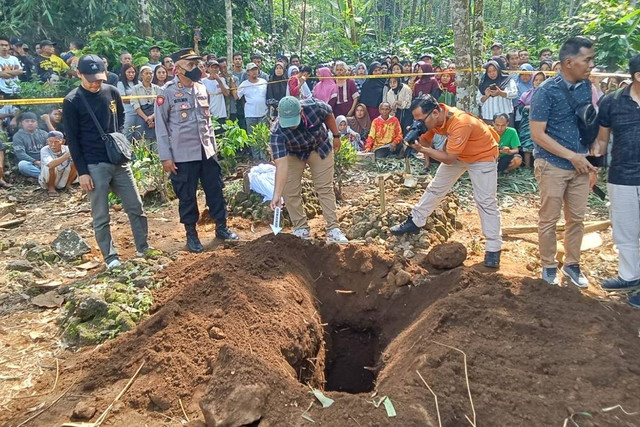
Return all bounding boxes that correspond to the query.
[37,55,70,75]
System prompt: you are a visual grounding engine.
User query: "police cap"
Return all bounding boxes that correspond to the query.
[170,48,200,63]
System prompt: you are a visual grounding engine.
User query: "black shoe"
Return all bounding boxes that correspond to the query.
[185,224,204,253]
[484,250,500,268]
[216,225,239,241]
[390,215,421,236]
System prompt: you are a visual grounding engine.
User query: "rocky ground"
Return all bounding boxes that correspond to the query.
[0,162,636,426]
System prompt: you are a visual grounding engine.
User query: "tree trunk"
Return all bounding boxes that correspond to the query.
[225,0,233,62]
[300,0,307,55]
[409,0,418,26]
[138,0,152,37]
[471,0,484,114]
[345,0,358,43]
[451,0,474,111]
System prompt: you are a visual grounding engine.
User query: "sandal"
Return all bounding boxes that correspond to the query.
[47,190,60,197]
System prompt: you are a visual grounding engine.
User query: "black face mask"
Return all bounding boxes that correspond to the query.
[184,67,202,82]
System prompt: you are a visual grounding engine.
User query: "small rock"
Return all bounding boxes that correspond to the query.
[200,383,268,427]
[116,312,136,331]
[72,401,97,420]
[25,246,46,262]
[42,251,61,264]
[31,291,64,308]
[426,242,467,269]
[395,270,411,287]
[75,294,109,321]
[386,272,396,286]
[403,250,415,259]
[7,259,34,272]
[52,229,91,261]
[132,277,154,288]
[539,319,553,328]
[209,326,226,340]
[212,308,224,318]
[150,394,171,411]
[526,262,536,272]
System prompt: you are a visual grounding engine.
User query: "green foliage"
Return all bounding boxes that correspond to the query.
[86,25,179,67]
[216,120,251,177]
[546,0,639,70]
[129,138,175,203]
[334,137,358,196]
[247,123,272,161]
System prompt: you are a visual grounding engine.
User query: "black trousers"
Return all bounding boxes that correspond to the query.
[170,151,227,226]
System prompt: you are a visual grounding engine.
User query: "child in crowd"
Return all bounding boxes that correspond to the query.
[332,115,362,151]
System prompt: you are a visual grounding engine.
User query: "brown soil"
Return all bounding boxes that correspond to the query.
[5,235,640,426]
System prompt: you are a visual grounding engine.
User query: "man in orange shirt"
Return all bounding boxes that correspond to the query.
[365,102,403,158]
[390,95,503,268]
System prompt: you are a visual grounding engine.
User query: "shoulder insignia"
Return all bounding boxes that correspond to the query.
[177,82,183,88]
[174,92,184,97]
[156,95,165,106]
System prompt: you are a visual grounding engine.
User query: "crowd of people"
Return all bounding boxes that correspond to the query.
[1,34,639,308]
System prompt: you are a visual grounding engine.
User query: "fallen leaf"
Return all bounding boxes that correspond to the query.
[76,261,100,271]
[31,291,64,308]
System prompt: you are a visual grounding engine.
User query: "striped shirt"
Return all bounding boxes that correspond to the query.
[476,78,517,121]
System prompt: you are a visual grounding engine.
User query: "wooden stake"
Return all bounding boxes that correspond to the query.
[378,175,386,214]
[501,220,610,236]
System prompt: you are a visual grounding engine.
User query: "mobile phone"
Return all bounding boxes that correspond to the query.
[489,83,498,90]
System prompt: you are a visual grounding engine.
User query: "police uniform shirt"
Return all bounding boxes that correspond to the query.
[155,77,217,163]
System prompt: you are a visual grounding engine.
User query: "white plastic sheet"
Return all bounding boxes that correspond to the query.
[248,163,276,202]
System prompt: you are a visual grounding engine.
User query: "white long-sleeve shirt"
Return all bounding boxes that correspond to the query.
[477,79,517,121]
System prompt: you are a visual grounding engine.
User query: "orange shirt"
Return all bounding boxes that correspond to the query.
[365,115,403,151]
[419,104,499,163]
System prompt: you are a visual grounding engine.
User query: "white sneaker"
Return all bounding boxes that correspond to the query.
[106,259,122,269]
[327,228,349,244]
[292,228,312,240]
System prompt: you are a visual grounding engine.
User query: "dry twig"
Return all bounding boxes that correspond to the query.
[430,340,476,427]
[179,397,190,422]
[13,358,60,400]
[602,404,639,416]
[16,375,79,427]
[93,361,145,427]
[416,370,442,427]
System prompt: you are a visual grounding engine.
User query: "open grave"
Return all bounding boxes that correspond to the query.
[6,234,640,426]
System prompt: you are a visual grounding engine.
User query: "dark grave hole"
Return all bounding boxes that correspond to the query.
[324,323,380,393]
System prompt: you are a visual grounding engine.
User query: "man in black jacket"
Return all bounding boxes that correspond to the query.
[63,54,150,269]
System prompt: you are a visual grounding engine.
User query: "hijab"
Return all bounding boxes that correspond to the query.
[516,63,534,95]
[347,103,372,136]
[335,115,348,136]
[359,62,386,106]
[268,62,288,101]
[390,78,405,95]
[287,65,299,78]
[354,62,367,86]
[413,62,438,96]
[440,71,456,94]
[313,67,338,103]
[519,71,546,106]
[479,60,509,94]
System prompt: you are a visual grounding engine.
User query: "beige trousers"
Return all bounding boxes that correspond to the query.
[284,151,339,231]
[534,158,590,268]
[411,160,502,252]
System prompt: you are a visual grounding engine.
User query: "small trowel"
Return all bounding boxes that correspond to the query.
[403,157,417,188]
[271,205,283,235]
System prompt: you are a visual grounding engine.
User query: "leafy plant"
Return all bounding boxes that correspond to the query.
[334,136,358,199]
[129,137,175,203]
[247,123,272,161]
[216,119,251,177]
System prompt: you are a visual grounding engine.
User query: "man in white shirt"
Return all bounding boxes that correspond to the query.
[0,36,22,96]
[237,62,268,159]
[39,131,77,197]
[202,60,230,129]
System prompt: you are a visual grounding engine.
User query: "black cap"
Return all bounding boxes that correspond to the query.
[21,112,38,121]
[150,45,161,51]
[10,37,22,46]
[207,60,219,67]
[170,48,200,63]
[77,54,107,82]
[39,40,56,47]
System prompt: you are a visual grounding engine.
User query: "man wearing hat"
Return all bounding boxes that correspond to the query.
[147,46,162,71]
[419,53,434,66]
[38,130,77,197]
[490,42,504,58]
[237,61,268,158]
[202,59,231,128]
[155,48,239,253]
[390,95,503,268]
[269,96,349,244]
[64,54,151,269]
[35,40,69,82]
[13,112,48,178]
[10,38,33,83]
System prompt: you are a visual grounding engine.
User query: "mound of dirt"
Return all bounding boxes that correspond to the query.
[7,235,640,426]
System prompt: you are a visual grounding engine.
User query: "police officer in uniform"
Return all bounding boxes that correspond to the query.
[155,49,239,252]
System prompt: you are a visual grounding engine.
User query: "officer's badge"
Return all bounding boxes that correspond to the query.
[181,112,188,119]
[175,92,184,97]
[156,95,165,106]
[180,103,189,110]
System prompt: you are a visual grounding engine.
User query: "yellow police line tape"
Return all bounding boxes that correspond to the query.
[0,70,630,106]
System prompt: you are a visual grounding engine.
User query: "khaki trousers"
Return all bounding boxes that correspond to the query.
[411,160,502,252]
[534,158,590,268]
[284,151,339,231]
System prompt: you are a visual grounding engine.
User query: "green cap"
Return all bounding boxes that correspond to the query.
[278,96,302,128]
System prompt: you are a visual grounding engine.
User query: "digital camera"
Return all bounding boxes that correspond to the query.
[403,120,428,145]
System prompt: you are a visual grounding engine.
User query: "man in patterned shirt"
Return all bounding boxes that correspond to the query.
[269,96,349,244]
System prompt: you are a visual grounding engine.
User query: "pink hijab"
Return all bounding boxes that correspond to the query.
[313,67,338,103]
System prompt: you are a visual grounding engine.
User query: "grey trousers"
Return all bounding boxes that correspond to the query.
[87,162,148,263]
